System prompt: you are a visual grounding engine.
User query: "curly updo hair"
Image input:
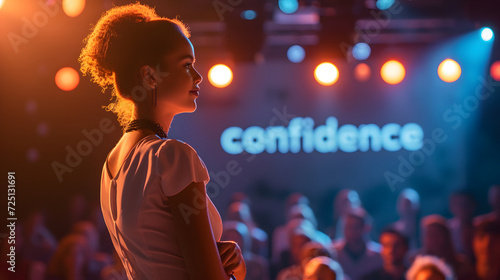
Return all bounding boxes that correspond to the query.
[79,2,191,129]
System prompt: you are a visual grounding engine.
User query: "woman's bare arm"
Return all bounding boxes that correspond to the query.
[168,181,230,280]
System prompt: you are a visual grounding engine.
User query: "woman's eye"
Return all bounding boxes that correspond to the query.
[184,63,193,69]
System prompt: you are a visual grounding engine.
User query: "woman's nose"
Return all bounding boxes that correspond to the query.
[193,68,203,85]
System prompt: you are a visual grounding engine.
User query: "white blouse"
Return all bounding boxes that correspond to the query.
[100,134,222,280]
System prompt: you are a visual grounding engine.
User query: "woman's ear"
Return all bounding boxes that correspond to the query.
[139,65,157,90]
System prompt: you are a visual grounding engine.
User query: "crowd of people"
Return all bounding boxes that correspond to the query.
[1,185,499,280]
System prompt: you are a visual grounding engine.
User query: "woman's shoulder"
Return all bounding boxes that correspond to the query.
[153,138,210,197]
[153,138,207,171]
[154,138,201,157]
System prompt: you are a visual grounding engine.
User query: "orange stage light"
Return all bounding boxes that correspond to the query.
[55,67,79,91]
[381,60,405,85]
[314,62,339,86]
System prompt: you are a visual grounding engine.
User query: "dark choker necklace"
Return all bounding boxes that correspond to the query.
[125,119,168,139]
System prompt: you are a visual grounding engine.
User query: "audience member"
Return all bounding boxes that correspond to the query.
[222,221,270,280]
[414,215,477,280]
[0,221,45,280]
[406,255,454,280]
[303,256,346,280]
[473,218,500,280]
[277,240,332,280]
[288,204,331,246]
[23,210,58,264]
[333,208,383,280]
[226,201,269,258]
[46,221,112,280]
[272,193,310,266]
[391,188,420,250]
[475,185,500,224]
[360,228,409,280]
[329,189,363,241]
[448,191,476,259]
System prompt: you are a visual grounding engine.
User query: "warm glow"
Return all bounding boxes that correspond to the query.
[208,64,233,88]
[55,67,79,91]
[490,61,500,82]
[354,63,371,82]
[381,60,405,85]
[0,0,5,10]
[437,59,461,83]
[62,0,85,17]
[314,62,339,86]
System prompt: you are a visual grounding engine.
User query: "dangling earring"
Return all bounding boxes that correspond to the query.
[154,84,157,107]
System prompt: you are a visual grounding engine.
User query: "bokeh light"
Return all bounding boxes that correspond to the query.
[381,60,405,85]
[26,148,40,163]
[25,100,38,115]
[63,0,85,17]
[0,0,6,10]
[55,67,80,91]
[481,27,494,42]
[490,60,500,82]
[241,10,257,20]
[278,0,299,14]
[208,64,233,88]
[314,62,339,86]
[376,0,395,10]
[287,45,305,63]
[37,122,49,136]
[352,43,371,61]
[437,59,461,83]
[354,63,371,82]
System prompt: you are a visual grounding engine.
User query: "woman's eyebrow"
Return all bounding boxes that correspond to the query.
[179,54,196,63]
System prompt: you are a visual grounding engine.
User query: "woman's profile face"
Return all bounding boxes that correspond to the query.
[154,35,203,115]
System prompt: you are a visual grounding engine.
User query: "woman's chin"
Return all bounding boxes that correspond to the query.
[182,103,198,114]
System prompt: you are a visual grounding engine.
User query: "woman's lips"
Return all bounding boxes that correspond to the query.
[189,90,199,96]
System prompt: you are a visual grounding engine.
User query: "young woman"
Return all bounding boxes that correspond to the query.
[79,3,245,280]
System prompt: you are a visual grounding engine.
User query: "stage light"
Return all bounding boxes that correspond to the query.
[0,0,5,10]
[26,148,39,163]
[208,64,233,88]
[381,60,405,85]
[481,27,494,42]
[287,45,305,63]
[25,100,37,115]
[62,0,85,17]
[491,61,500,82]
[352,43,371,61]
[55,67,79,91]
[376,0,395,10]
[278,0,299,14]
[37,122,49,136]
[354,63,371,82]
[241,10,257,20]
[438,59,461,83]
[314,62,339,86]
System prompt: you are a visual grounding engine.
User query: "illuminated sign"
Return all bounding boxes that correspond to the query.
[221,116,423,154]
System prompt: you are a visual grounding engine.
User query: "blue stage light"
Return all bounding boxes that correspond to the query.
[278,0,299,14]
[352,43,371,61]
[241,10,257,20]
[481,27,494,41]
[287,45,305,63]
[376,0,395,10]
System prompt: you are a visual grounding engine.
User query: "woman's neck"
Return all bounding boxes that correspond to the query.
[133,106,174,137]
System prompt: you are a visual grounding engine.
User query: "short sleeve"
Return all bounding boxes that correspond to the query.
[155,140,210,197]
